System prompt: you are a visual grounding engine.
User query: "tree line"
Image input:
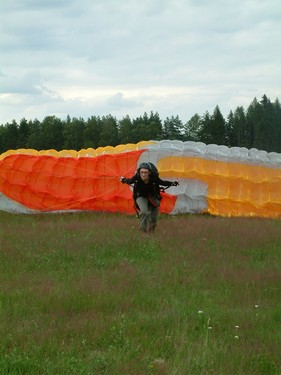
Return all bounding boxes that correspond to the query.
[1,94,281,154]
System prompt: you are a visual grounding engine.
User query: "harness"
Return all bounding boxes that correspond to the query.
[130,178,171,217]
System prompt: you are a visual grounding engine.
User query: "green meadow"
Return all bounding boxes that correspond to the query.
[0,211,280,375]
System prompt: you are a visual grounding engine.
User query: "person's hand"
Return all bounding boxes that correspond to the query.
[172,180,179,186]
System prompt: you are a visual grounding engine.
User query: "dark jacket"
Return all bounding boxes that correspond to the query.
[122,174,173,200]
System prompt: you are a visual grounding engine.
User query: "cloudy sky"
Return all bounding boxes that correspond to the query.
[1,0,281,125]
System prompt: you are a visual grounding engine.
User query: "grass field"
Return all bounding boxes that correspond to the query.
[0,211,280,375]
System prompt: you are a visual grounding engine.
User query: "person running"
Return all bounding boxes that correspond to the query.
[120,162,178,233]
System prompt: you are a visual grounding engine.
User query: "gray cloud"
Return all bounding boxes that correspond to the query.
[107,92,142,109]
[0,0,281,124]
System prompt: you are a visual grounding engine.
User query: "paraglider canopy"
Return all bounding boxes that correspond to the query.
[0,140,280,218]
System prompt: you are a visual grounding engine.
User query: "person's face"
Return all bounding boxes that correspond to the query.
[139,168,150,182]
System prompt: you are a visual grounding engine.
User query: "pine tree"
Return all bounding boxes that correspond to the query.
[163,115,183,140]
[184,114,202,142]
[99,115,119,147]
[198,107,226,145]
[118,115,133,144]
[84,116,102,148]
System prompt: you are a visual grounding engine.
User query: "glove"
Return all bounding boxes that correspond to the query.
[172,181,179,186]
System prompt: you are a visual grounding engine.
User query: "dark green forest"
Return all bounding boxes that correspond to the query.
[1,94,281,154]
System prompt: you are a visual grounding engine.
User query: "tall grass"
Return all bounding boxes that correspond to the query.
[0,211,280,374]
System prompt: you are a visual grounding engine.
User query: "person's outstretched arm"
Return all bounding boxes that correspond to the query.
[120,174,138,185]
[158,177,179,187]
